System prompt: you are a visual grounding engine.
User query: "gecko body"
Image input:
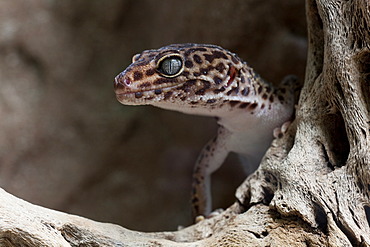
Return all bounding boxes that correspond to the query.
[114,43,297,217]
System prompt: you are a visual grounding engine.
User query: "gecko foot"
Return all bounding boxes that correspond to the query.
[273,121,291,139]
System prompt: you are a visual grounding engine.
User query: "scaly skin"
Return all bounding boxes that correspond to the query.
[114,43,297,218]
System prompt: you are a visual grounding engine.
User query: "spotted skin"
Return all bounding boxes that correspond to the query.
[114,43,298,218]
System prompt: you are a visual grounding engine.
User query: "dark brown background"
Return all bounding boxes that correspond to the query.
[0,0,306,231]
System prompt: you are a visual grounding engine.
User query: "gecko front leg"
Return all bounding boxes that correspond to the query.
[191,126,231,218]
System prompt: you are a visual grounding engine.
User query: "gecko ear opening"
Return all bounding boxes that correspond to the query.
[156,54,184,78]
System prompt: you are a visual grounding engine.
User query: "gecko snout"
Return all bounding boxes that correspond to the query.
[114,73,132,92]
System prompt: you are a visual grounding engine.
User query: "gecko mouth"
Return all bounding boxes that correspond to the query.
[115,87,178,104]
[114,76,184,101]
[115,86,175,99]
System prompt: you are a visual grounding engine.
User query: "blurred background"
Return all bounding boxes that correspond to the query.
[0,0,306,231]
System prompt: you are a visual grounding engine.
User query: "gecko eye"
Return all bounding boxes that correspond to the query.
[157,55,184,78]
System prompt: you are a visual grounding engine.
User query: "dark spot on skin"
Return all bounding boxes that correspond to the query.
[182,71,190,77]
[146,96,154,100]
[215,62,226,73]
[200,67,210,75]
[257,86,263,94]
[193,72,201,77]
[280,88,286,94]
[190,101,198,104]
[193,54,202,64]
[204,50,228,63]
[213,87,226,94]
[133,71,143,81]
[180,96,187,101]
[213,76,223,84]
[241,76,245,83]
[207,99,217,104]
[146,69,155,76]
[205,145,211,151]
[158,50,180,57]
[185,60,194,68]
[269,95,274,102]
[154,89,162,94]
[184,47,207,56]
[262,94,268,100]
[139,82,151,88]
[241,88,249,96]
[261,103,265,109]
[229,101,239,107]
[186,79,197,86]
[249,103,258,109]
[237,70,242,76]
[226,87,239,96]
[202,81,211,89]
[266,86,272,93]
[175,86,185,92]
[203,54,213,63]
[231,55,239,64]
[178,79,197,92]
[278,95,284,102]
[135,92,143,98]
[239,102,250,109]
[195,89,206,95]
[154,78,176,85]
[164,91,173,100]
[178,86,190,93]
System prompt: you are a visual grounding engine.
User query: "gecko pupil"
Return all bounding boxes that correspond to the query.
[157,56,183,77]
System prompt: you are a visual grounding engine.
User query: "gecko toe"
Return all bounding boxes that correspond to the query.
[273,121,291,138]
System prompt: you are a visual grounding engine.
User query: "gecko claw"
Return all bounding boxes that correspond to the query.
[195,215,206,223]
[273,121,291,138]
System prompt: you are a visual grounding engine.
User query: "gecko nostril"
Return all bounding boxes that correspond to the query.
[114,74,132,90]
[123,78,132,86]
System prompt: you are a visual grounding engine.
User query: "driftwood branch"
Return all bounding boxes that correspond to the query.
[0,0,369,246]
[0,187,328,246]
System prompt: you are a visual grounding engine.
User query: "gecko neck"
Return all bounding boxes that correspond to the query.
[152,65,278,118]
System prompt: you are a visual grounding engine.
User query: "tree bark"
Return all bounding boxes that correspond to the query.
[0,0,369,246]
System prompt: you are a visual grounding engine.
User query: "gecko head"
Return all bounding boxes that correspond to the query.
[114,43,245,114]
